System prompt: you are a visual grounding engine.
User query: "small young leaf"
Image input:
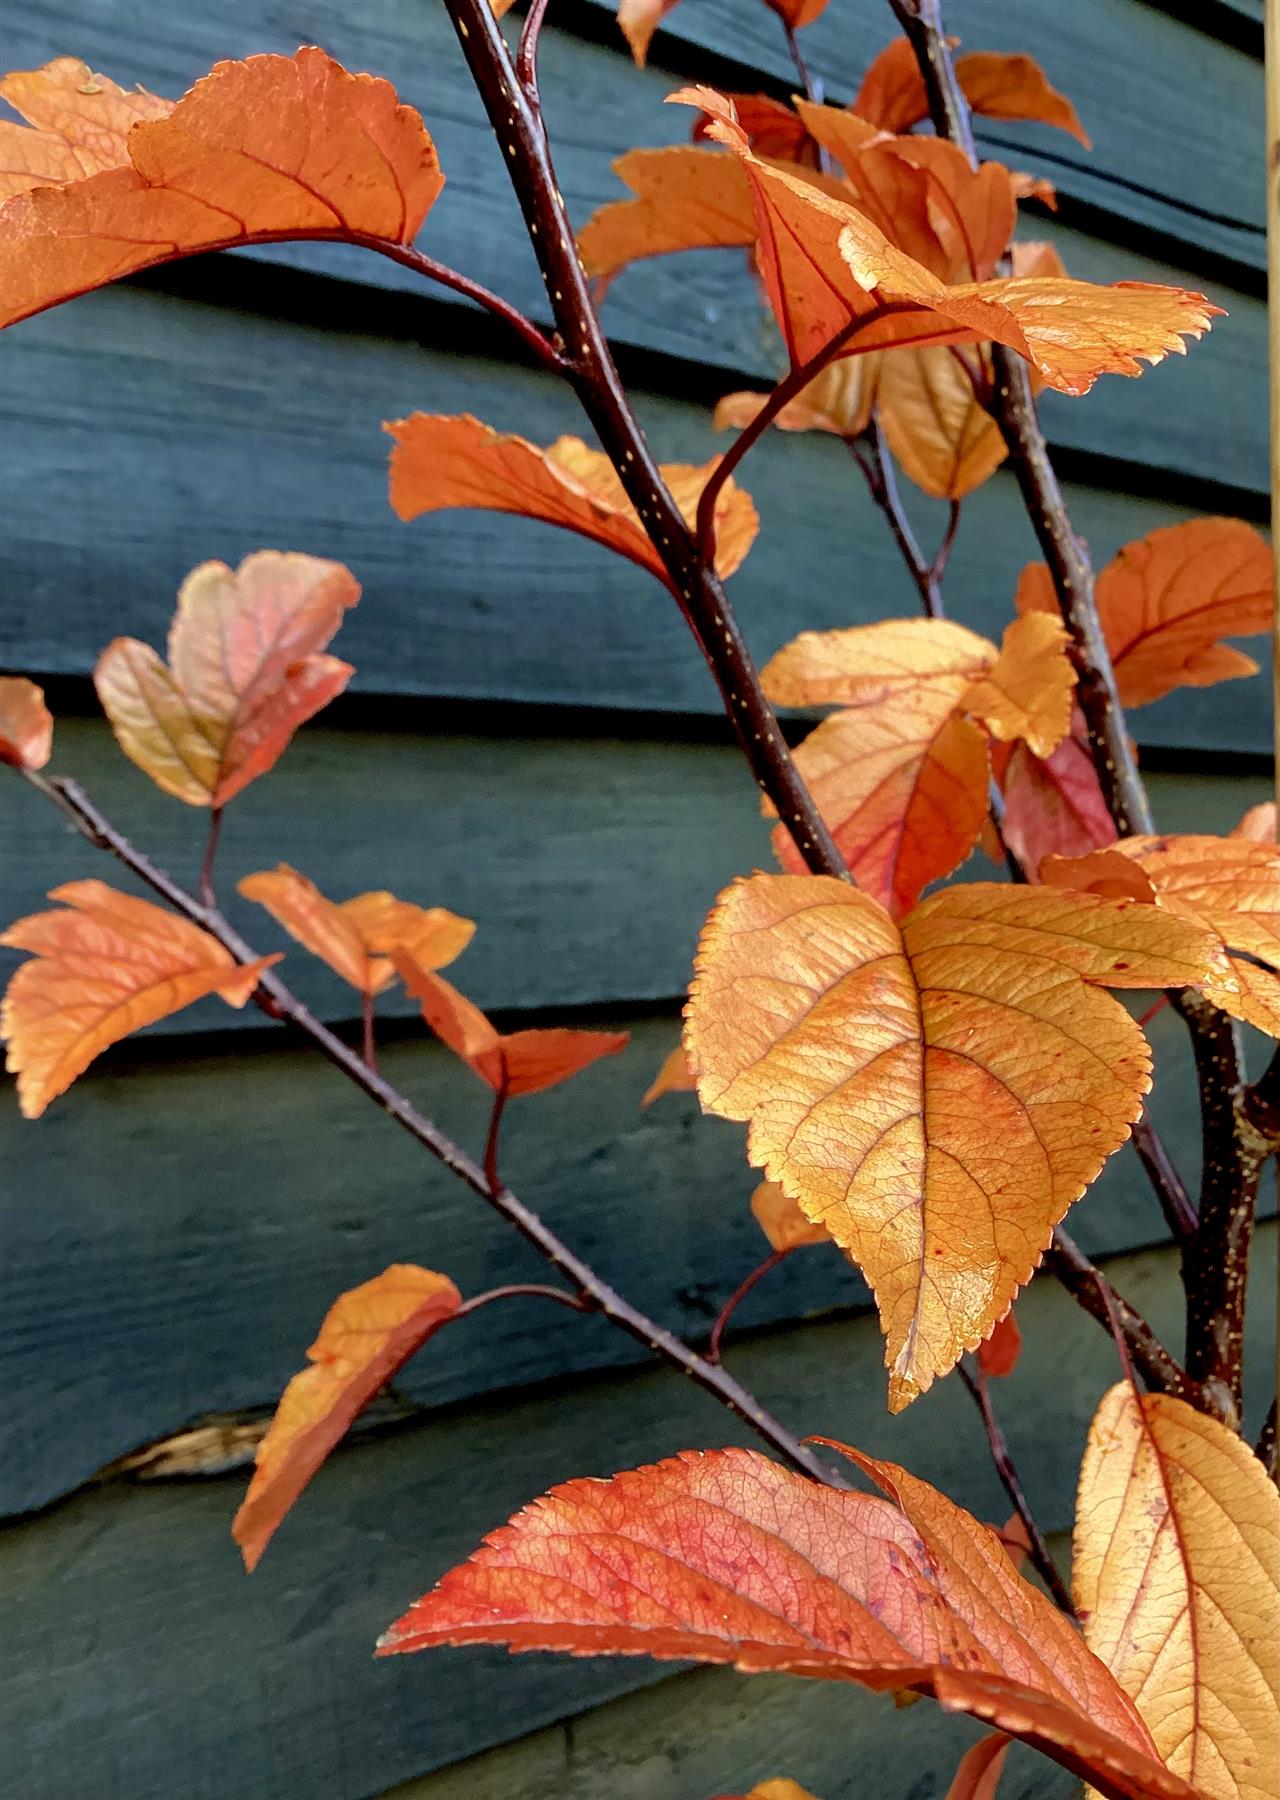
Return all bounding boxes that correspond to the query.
[750,1179,830,1252]
[1075,1384,1279,1798]
[945,1733,1010,1800]
[616,0,682,67]
[686,874,1223,1406]
[0,48,444,329]
[385,414,758,585]
[977,1308,1022,1379]
[853,39,1089,147]
[95,551,358,808]
[0,56,172,202]
[238,866,474,997]
[234,1265,462,1571]
[640,1042,697,1107]
[995,712,1117,875]
[1,881,276,1116]
[395,957,628,1097]
[1234,802,1276,843]
[0,675,53,769]
[380,1443,1194,1800]
[961,613,1075,759]
[1015,518,1272,709]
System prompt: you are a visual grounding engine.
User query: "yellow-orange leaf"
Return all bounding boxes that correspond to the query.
[1075,1383,1280,1799]
[763,616,997,709]
[579,145,756,281]
[0,48,443,330]
[395,957,628,1096]
[0,675,53,769]
[0,57,172,202]
[616,0,682,66]
[876,345,1006,498]
[1043,834,1280,1037]
[385,413,757,586]
[640,1042,697,1107]
[686,874,1223,1407]
[676,90,1216,397]
[234,1264,462,1571]
[854,39,1089,146]
[750,1179,830,1252]
[961,613,1075,758]
[381,1441,1194,1800]
[94,551,358,808]
[1016,518,1272,708]
[1,880,275,1117]
[715,357,878,440]
[1234,802,1276,843]
[238,867,473,997]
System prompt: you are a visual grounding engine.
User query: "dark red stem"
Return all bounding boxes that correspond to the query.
[198,806,222,909]
[707,1248,790,1364]
[360,988,378,1073]
[483,1078,510,1196]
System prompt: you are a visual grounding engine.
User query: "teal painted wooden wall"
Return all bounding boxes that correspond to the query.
[0,0,1272,1795]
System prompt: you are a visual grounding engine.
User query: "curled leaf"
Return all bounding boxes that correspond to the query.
[640,1042,697,1107]
[95,551,358,807]
[0,56,172,202]
[234,1264,462,1571]
[385,413,757,585]
[715,358,878,440]
[395,956,628,1096]
[685,873,1223,1406]
[1075,1383,1279,1798]
[0,675,53,769]
[0,48,444,329]
[1,880,276,1116]
[380,1443,1194,1800]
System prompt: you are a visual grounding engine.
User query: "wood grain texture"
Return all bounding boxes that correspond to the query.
[1,1230,1273,1800]
[2,718,1266,1038]
[0,284,1269,749]
[2,993,1271,1516]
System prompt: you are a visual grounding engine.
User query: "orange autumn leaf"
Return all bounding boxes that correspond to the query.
[729,1784,820,1800]
[238,866,474,997]
[677,89,1216,397]
[0,675,53,769]
[395,957,628,1097]
[763,616,997,709]
[380,1443,1194,1800]
[0,56,172,203]
[876,346,1005,499]
[853,39,1089,146]
[234,1264,462,1572]
[1015,518,1273,709]
[961,613,1075,758]
[95,551,358,808]
[685,874,1222,1407]
[977,1308,1022,1379]
[1234,801,1277,843]
[616,0,682,67]
[640,1042,697,1107]
[693,93,822,166]
[385,413,757,586]
[0,48,444,331]
[1074,1383,1280,1798]
[1043,834,1280,1038]
[766,0,832,26]
[750,1179,830,1252]
[996,711,1117,875]
[945,1733,1010,1800]
[1,880,276,1117]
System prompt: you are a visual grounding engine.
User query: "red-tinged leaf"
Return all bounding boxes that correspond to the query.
[961,613,1075,758]
[640,1042,697,1107]
[0,56,172,202]
[686,875,1223,1405]
[946,1733,1010,1800]
[673,90,1217,397]
[0,48,444,330]
[380,1443,1195,1800]
[997,710,1117,875]
[616,0,682,67]
[234,1264,462,1571]
[1234,801,1276,843]
[977,1308,1022,1379]
[0,675,53,769]
[853,39,1089,147]
[238,867,473,998]
[750,1179,830,1252]
[1,880,277,1117]
[394,957,628,1097]
[1075,1384,1279,1798]
[1044,834,1280,1038]
[765,0,831,27]
[1015,519,1273,708]
[693,93,822,166]
[95,551,358,808]
[385,413,758,586]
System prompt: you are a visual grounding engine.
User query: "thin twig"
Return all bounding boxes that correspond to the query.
[516,0,552,106]
[1257,1398,1277,1484]
[28,771,850,1492]
[360,988,378,1073]
[779,16,820,102]
[483,1078,510,1197]
[199,806,222,909]
[958,1360,1077,1618]
[454,1281,593,1320]
[707,1249,790,1364]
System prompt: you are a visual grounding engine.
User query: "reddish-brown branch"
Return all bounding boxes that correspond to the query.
[1044,1229,1197,1404]
[707,1248,791,1364]
[25,770,849,1492]
[198,806,223,908]
[483,1078,510,1197]
[360,989,378,1073]
[455,1281,593,1320]
[958,1359,1077,1618]
[1257,1398,1277,1484]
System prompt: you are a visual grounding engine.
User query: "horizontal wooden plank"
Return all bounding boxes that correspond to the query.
[2,1230,1274,1799]
[578,0,1265,271]
[2,718,1266,1040]
[1,283,1269,751]
[2,989,1268,1516]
